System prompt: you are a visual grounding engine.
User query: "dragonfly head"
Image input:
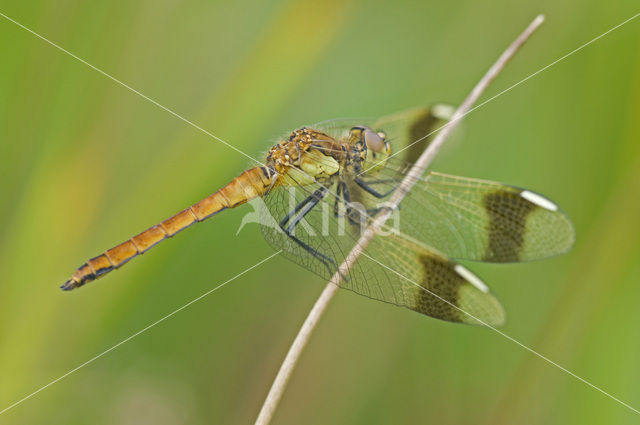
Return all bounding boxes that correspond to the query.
[349,126,391,173]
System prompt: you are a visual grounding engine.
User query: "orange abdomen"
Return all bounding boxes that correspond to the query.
[61,167,272,290]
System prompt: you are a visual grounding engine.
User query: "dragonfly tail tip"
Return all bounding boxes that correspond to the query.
[60,280,77,291]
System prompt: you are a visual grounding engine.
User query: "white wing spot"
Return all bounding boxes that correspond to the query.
[454,265,489,293]
[521,190,558,211]
[432,104,455,120]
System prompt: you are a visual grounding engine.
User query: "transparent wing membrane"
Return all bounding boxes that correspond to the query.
[259,172,506,326]
[366,234,505,326]
[253,104,575,325]
[257,100,575,324]
[371,160,576,262]
[313,105,453,165]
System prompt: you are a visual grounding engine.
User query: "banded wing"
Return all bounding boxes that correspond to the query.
[356,159,575,262]
[260,173,505,326]
[366,232,505,326]
[312,104,454,165]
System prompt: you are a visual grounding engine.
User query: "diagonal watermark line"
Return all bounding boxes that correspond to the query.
[0,251,281,416]
[0,11,263,166]
[361,11,640,175]
[3,8,638,179]
[360,251,640,415]
[253,161,640,415]
[2,5,638,418]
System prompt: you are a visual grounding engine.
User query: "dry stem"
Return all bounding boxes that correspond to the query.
[254,14,545,425]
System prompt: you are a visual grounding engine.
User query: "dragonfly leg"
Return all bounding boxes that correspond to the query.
[339,183,368,226]
[280,187,323,226]
[332,182,366,226]
[280,187,338,276]
[354,177,397,198]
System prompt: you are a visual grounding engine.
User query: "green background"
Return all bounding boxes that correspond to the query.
[1,1,639,424]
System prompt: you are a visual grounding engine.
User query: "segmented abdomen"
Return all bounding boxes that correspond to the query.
[61,167,272,290]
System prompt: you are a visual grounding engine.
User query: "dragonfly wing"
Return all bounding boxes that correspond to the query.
[260,179,358,281]
[259,175,505,326]
[312,105,453,164]
[363,231,505,326]
[372,104,454,164]
[370,161,575,262]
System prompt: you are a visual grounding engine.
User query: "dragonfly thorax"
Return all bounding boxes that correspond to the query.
[266,128,331,172]
[265,126,389,188]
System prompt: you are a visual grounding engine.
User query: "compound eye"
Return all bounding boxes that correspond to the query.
[364,129,386,153]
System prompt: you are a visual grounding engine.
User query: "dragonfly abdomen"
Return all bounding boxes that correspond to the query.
[61,166,272,291]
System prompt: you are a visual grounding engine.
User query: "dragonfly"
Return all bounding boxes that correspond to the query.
[61,105,575,327]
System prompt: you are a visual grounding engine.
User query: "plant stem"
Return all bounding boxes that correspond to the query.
[253,14,545,425]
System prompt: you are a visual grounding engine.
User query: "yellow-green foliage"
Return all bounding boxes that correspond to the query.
[1,1,639,424]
